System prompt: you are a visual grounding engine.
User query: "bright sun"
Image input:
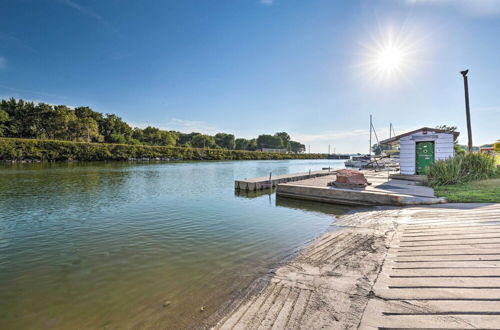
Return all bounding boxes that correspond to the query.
[360,26,424,84]
[375,45,404,73]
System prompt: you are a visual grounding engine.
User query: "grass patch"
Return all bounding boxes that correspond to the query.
[434,178,500,203]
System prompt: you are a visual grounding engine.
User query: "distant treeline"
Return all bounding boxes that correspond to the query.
[0,138,325,162]
[0,98,306,152]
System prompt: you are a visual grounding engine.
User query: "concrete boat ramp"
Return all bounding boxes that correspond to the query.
[236,169,444,206]
[212,204,500,330]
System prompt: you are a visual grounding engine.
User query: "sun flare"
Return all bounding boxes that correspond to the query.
[359,26,424,85]
[375,45,404,73]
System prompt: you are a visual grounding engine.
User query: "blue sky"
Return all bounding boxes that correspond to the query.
[1,0,499,152]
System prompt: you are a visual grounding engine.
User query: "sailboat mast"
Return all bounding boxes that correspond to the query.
[369,114,372,161]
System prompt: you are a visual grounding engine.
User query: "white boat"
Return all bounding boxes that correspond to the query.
[344,156,370,168]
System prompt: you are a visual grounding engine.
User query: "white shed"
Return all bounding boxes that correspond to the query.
[380,127,460,175]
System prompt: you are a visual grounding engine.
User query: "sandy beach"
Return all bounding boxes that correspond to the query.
[209,203,500,329]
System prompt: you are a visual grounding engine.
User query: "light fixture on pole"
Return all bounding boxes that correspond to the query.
[460,69,473,152]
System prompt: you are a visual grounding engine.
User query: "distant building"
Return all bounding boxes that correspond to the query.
[261,148,288,154]
[380,127,459,175]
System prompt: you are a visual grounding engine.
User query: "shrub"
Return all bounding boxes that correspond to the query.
[0,137,327,162]
[427,152,498,186]
[454,144,466,156]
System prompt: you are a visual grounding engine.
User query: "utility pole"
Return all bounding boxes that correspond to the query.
[389,123,392,139]
[460,70,473,152]
[328,144,331,155]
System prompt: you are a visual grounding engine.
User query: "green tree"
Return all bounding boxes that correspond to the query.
[235,138,250,150]
[109,133,127,144]
[191,134,216,148]
[248,139,258,151]
[44,105,79,140]
[0,98,29,137]
[138,126,177,146]
[256,134,283,149]
[275,132,291,150]
[159,131,177,146]
[100,114,132,143]
[0,109,9,136]
[215,133,235,149]
[74,106,103,121]
[69,117,102,142]
[132,128,145,142]
[0,98,314,152]
[289,141,305,153]
[177,132,200,146]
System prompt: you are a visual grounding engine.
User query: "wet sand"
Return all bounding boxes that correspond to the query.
[208,203,500,329]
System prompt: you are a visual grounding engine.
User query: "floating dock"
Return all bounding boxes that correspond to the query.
[234,169,335,191]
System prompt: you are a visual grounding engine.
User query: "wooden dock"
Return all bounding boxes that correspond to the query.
[234,169,335,191]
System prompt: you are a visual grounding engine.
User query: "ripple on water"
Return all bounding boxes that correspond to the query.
[0,159,349,329]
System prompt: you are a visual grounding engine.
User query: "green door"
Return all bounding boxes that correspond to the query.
[416,141,435,174]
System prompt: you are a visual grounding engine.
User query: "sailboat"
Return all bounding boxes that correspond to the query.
[344,116,394,169]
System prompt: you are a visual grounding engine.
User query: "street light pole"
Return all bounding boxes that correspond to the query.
[460,69,473,152]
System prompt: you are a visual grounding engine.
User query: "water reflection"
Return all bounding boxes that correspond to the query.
[0,159,347,329]
[234,188,276,199]
[276,196,352,216]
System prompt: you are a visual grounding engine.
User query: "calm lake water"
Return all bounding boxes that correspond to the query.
[0,159,348,329]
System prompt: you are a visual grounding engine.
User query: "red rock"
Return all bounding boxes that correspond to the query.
[335,169,368,187]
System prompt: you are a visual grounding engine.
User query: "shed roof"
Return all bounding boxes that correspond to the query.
[380,127,460,146]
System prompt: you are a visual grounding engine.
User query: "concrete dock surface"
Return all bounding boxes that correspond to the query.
[211,203,500,329]
[276,171,445,206]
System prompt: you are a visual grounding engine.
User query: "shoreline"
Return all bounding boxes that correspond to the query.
[204,206,399,329]
[198,208,354,329]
